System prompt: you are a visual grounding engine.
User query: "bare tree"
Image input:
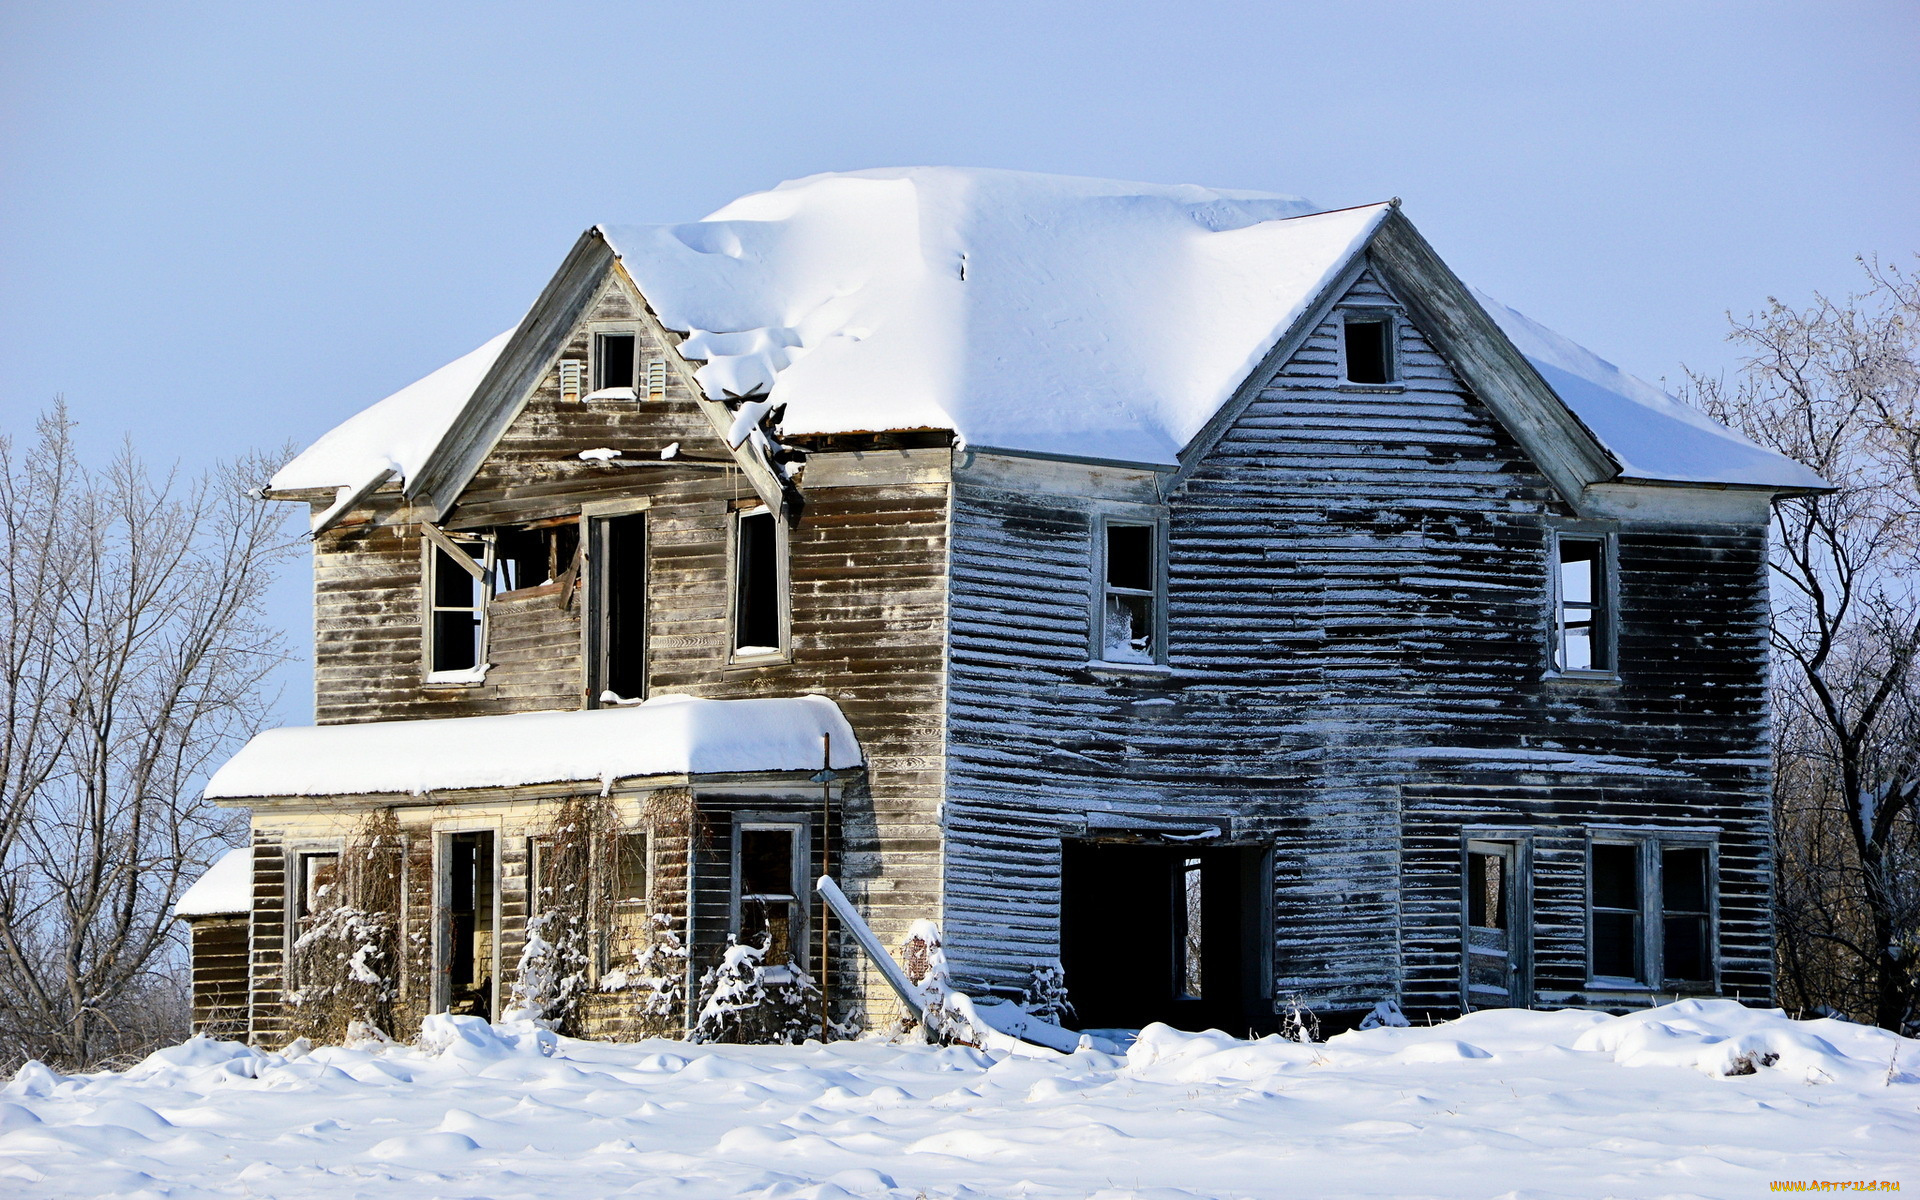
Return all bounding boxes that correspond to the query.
[0,403,294,1069]
[1687,260,1920,1033]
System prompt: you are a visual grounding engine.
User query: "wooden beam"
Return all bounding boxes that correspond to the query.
[419,521,486,580]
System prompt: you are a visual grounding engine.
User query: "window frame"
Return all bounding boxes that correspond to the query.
[1092,508,1169,668]
[582,497,652,705]
[284,840,345,987]
[421,532,493,685]
[729,815,810,973]
[1584,829,1719,992]
[1337,306,1402,388]
[727,503,791,665]
[1547,525,1620,679]
[587,322,641,400]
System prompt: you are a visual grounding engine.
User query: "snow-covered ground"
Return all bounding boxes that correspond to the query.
[2,1000,1913,1199]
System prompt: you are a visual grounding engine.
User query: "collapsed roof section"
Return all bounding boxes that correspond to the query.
[268,166,1825,515]
[203,694,862,801]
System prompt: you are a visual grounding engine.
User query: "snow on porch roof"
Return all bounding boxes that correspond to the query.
[174,846,252,918]
[203,695,861,801]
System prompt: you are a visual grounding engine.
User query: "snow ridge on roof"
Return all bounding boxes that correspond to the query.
[203,694,861,800]
[602,167,1384,465]
[1473,290,1826,490]
[174,846,251,918]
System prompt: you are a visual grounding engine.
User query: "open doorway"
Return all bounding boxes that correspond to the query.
[1462,837,1530,1008]
[439,831,496,1018]
[588,513,646,704]
[1060,840,1269,1034]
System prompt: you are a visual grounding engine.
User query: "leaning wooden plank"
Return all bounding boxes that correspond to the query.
[419,522,486,580]
[814,875,926,1020]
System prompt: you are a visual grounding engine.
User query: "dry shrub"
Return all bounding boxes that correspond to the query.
[287,810,402,1044]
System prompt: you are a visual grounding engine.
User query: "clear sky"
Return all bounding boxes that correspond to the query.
[3,1,1916,724]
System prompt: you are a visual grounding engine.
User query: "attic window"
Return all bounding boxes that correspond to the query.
[1553,533,1614,673]
[1343,315,1395,385]
[592,332,637,397]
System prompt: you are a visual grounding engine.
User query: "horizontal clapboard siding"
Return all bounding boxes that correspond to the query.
[942,267,1773,1018]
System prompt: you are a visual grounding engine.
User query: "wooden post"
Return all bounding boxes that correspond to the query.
[818,732,832,1041]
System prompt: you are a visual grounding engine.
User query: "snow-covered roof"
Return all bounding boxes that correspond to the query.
[269,329,515,494]
[1474,291,1827,490]
[602,168,1375,464]
[174,846,251,918]
[203,694,861,800]
[272,166,1820,493]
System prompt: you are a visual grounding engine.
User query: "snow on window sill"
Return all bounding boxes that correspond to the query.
[728,647,788,667]
[1338,381,1405,393]
[425,663,491,687]
[583,387,637,402]
[1544,668,1620,686]
[1084,658,1173,677]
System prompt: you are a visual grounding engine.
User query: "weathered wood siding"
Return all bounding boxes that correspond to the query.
[285,269,951,1030]
[187,917,249,1038]
[942,265,1774,1018]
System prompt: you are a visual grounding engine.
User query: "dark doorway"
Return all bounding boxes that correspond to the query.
[590,514,646,702]
[442,831,496,1018]
[1060,840,1269,1034]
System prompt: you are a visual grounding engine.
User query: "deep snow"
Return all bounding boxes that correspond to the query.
[2,1000,1912,1199]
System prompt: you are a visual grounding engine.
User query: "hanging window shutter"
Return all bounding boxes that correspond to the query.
[559,359,584,403]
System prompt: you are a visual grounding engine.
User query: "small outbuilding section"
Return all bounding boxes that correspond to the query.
[174,847,253,1038]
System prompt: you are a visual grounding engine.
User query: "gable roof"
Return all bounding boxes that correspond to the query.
[270,166,1823,507]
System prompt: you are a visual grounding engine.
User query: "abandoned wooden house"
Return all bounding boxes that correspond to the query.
[183,167,1826,1044]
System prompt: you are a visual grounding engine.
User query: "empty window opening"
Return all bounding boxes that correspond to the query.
[592,514,647,702]
[1101,522,1158,664]
[1590,841,1641,982]
[443,831,496,1018]
[593,332,637,394]
[1463,840,1526,1007]
[1661,846,1712,983]
[733,509,782,656]
[296,852,339,923]
[1176,856,1204,999]
[737,826,800,968]
[1343,317,1394,384]
[1555,536,1611,672]
[427,536,488,677]
[615,832,648,906]
[493,522,579,596]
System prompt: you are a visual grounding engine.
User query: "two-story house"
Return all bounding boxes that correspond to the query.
[187,167,1824,1044]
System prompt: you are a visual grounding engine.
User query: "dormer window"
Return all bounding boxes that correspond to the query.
[1342,314,1396,385]
[590,331,637,399]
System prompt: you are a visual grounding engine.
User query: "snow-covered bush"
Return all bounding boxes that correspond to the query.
[1279,993,1320,1044]
[692,934,824,1045]
[1360,999,1410,1030]
[287,810,402,1044]
[1022,959,1076,1025]
[511,796,617,1035]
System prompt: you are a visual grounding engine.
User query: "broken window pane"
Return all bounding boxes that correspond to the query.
[1344,318,1393,384]
[1100,523,1157,663]
[494,523,579,595]
[1468,851,1507,930]
[1590,842,1641,980]
[1555,537,1610,672]
[734,510,780,654]
[595,332,636,392]
[1661,846,1711,982]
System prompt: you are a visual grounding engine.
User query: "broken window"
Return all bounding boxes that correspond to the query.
[590,513,647,702]
[593,332,637,395]
[1589,836,1715,987]
[493,521,579,596]
[1554,535,1613,672]
[295,851,339,923]
[732,508,783,658]
[425,534,489,678]
[1099,521,1159,664]
[736,824,801,968]
[1343,315,1395,384]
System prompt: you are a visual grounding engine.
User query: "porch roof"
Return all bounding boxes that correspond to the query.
[203,694,861,801]
[174,846,252,918]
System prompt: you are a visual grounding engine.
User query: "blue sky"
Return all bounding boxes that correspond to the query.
[3,1,1916,724]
